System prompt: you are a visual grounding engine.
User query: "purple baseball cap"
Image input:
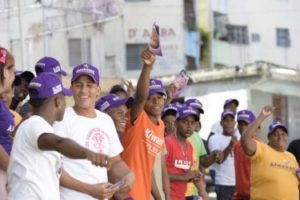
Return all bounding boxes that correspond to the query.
[185,98,204,114]
[173,102,184,109]
[35,57,67,76]
[29,72,72,99]
[221,109,235,121]
[268,121,288,135]
[95,93,133,112]
[161,103,178,118]
[71,63,100,84]
[223,98,239,109]
[237,109,256,124]
[149,79,166,97]
[176,106,199,121]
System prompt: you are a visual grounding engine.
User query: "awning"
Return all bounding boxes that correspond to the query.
[250,78,300,98]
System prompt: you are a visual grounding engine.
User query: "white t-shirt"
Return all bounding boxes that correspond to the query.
[53,107,123,200]
[208,134,235,186]
[7,116,62,200]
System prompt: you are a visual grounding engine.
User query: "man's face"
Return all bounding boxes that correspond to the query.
[144,93,164,118]
[162,114,176,136]
[176,115,197,139]
[221,115,236,136]
[106,105,128,134]
[14,78,29,101]
[71,76,100,110]
[237,120,249,135]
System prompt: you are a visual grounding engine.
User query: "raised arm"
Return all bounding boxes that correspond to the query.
[130,47,156,123]
[241,106,274,156]
[37,133,109,168]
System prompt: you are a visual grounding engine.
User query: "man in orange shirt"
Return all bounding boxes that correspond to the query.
[121,47,165,200]
[233,109,256,200]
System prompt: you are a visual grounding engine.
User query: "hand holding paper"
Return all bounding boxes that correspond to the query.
[149,22,163,56]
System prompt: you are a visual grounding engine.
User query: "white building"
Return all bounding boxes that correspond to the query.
[0,0,126,80]
[211,0,300,69]
[1,0,201,84]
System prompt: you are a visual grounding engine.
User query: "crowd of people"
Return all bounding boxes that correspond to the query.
[0,45,299,200]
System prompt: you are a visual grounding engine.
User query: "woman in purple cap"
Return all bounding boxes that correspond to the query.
[0,47,15,200]
[241,105,299,200]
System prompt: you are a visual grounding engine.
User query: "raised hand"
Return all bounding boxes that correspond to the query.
[141,47,156,67]
[261,105,275,118]
[123,79,135,97]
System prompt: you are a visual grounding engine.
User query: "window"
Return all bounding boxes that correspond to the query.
[276,28,290,47]
[227,25,249,45]
[68,38,91,67]
[251,33,260,42]
[213,12,229,41]
[126,44,146,70]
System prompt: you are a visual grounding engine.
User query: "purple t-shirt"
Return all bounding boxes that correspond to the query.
[0,100,14,154]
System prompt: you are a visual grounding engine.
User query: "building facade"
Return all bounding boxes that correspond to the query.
[199,0,300,69]
[0,0,126,79]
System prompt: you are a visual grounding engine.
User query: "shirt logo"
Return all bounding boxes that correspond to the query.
[174,160,191,170]
[144,128,164,156]
[85,128,110,154]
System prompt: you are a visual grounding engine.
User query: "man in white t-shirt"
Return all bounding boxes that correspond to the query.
[208,109,237,200]
[7,73,111,200]
[54,63,134,200]
[207,99,239,183]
